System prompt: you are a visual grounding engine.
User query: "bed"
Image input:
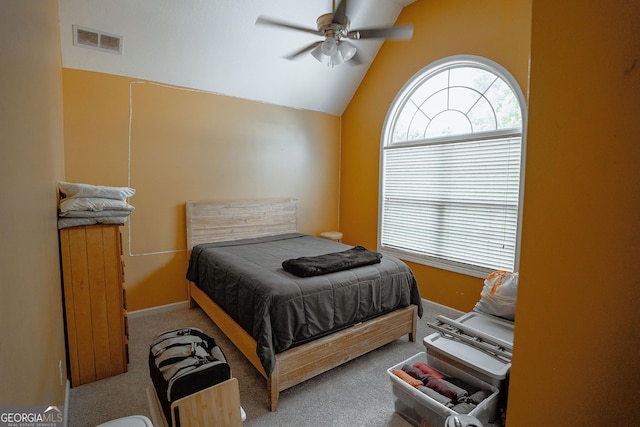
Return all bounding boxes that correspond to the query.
[185,198,422,411]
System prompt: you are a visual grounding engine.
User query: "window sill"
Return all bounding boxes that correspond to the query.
[379,247,493,279]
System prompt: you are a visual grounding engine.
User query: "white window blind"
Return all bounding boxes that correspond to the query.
[379,56,526,277]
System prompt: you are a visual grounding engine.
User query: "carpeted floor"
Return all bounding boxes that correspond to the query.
[67,299,472,427]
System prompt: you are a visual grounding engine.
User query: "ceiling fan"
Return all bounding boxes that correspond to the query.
[256,0,413,66]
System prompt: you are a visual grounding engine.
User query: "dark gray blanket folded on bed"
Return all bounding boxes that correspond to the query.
[282,245,382,277]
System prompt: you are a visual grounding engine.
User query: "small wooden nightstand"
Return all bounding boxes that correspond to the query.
[320,231,343,242]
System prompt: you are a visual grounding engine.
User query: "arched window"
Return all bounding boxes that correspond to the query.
[379,55,527,277]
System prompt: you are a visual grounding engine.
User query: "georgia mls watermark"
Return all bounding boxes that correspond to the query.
[0,406,63,427]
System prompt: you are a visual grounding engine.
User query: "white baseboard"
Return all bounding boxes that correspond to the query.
[127,301,190,319]
[64,379,70,427]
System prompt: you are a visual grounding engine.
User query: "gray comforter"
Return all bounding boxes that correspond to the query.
[186,233,422,376]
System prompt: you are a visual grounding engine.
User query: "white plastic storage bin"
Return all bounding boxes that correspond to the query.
[456,312,514,346]
[423,312,513,391]
[388,352,499,427]
[424,333,510,390]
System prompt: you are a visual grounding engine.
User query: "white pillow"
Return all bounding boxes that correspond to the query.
[57,216,128,229]
[59,197,135,213]
[57,217,97,229]
[58,209,133,218]
[59,181,135,201]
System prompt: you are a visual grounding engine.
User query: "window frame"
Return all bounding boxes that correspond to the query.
[377,55,528,278]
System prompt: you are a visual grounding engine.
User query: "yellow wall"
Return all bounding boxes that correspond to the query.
[507,1,640,424]
[0,2,68,405]
[62,70,341,310]
[343,0,640,422]
[340,0,532,309]
[43,0,640,422]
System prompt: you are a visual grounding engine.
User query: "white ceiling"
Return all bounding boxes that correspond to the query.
[58,0,415,116]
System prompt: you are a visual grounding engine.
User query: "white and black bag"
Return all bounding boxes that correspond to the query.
[148,327,231,426]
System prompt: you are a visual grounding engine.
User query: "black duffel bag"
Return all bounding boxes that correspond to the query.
[148,327,231,426]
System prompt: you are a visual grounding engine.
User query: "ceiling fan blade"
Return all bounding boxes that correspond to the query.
[256,16,322,36]
[348,24,414,40]
[332,0,348,26]
[283,41,322,60]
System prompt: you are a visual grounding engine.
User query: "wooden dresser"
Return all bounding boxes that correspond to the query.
[59,224,128,386]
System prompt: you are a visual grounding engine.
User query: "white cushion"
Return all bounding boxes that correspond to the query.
[96,415,154,427]
[59,181,135,201]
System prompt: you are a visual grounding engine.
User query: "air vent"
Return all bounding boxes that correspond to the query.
[73,25,123,55]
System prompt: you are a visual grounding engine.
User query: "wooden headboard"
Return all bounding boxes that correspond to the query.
[186,198,298,250]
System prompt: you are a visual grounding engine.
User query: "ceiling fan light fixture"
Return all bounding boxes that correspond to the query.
[311,46,343,67]
[338,40,357,62]
[311,44,325,62]
[320,37,338,56]
[329,52,344,67]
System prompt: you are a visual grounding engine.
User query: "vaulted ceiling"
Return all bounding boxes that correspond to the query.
[58,0,415,116]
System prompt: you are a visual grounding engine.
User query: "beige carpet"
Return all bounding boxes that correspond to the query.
[67,300,469,427]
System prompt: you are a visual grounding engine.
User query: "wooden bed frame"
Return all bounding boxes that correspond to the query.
[185,198,418,411]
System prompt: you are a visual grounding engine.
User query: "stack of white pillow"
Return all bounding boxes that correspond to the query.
[57,181,136,229]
